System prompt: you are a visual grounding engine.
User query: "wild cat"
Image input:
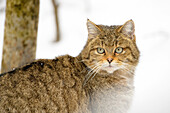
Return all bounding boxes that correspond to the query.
[0,19,140,113]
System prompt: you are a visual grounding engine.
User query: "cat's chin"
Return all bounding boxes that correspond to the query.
[98,68,118,75]
[100,66,120,74]
[97,70,115,77]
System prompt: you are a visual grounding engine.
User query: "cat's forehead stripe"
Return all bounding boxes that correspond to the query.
[99,37,115,47]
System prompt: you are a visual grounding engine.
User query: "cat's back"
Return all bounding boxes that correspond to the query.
[0,55,90,113]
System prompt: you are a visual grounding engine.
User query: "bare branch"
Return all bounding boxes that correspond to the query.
[52,0,60,42]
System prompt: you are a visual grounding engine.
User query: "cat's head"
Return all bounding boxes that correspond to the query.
[81,19,140,75]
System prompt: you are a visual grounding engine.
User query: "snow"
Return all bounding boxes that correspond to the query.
[1,0,170,112]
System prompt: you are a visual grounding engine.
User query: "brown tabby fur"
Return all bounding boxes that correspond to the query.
[0,19,140,113]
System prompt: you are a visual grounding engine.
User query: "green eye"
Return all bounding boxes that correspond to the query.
[97,48,105,54]
[115,47,123,54]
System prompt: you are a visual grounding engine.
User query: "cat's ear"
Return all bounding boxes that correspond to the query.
[118,20,135,40]
[87,19,102,39]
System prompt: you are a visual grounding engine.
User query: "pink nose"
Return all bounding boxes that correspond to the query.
[107,58,113,64]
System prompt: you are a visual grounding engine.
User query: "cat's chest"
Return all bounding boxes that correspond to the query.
[90,83,134,113]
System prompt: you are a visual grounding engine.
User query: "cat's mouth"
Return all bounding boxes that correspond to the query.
[108,65,113,67]
[104,65,113,69]
[103,64,115,68]
[102,65,115,73]
[101,65,119,74]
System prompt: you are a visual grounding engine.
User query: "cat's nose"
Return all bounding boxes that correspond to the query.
[107,58,113,64]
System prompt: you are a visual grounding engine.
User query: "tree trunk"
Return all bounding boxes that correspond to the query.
[1,0,39,73]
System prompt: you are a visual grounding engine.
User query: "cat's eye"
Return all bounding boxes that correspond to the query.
[115,47,123,54]
[97,48,105,54]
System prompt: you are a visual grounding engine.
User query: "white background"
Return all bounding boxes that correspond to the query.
[0,0,170,113]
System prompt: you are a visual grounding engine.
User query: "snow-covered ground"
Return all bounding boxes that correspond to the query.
[1,0,170,112]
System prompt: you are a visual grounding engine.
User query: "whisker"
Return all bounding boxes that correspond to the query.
[90,66,101,81]
[79,63,96,74]
[121,65,134,75]
[85,65,98,77]
[83,63,102,87]
[83,66,98,86]
[121,63,136,68]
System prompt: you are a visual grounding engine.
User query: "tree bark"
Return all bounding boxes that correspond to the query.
[1,0,39,73]
[52,0,60,42]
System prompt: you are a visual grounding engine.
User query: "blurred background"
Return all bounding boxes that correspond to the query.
[0,0,170,112]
